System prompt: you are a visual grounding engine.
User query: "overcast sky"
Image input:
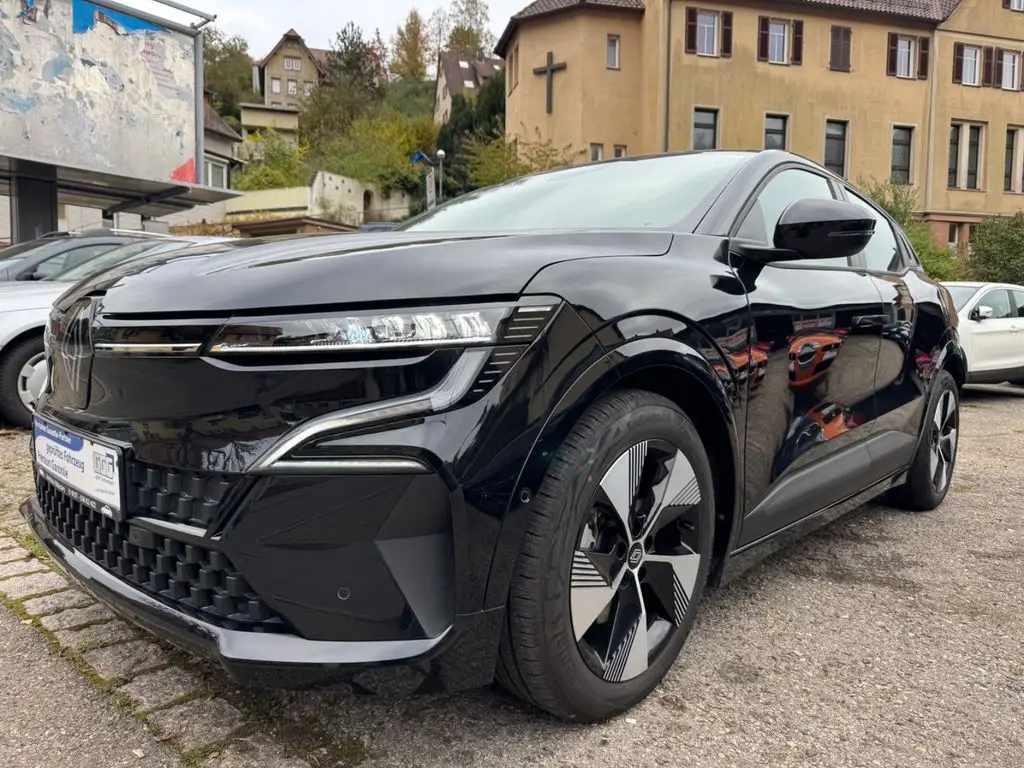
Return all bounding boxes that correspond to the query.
[118,0,525,57]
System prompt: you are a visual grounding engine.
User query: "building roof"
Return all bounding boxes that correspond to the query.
[438,51,504,99]
[256,29,329,75]
[495,0,965,56]
[495,0,645,57]
[202,94,243,143]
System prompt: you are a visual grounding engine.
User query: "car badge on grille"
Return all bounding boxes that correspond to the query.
[49,297,96,409]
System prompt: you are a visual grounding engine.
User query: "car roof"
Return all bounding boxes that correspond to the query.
[943,281,1024,290]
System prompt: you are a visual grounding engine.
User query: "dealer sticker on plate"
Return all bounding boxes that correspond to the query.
[33,417,122,518]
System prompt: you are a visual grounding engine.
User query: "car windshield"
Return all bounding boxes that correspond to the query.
[398,152,750,233]
[48,239,191,282]
[0,238,69,264]
[945,285,980,311]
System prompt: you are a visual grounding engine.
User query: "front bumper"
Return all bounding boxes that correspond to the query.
[21,489,501,692]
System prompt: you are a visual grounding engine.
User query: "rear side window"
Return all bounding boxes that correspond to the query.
[1014,290,1024,318]
[32,244,119,278]
[978,289,1012,319]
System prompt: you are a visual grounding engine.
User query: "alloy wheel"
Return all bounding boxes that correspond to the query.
[17,352,47,412]
[930,389,958,493]
[571,439,703,682]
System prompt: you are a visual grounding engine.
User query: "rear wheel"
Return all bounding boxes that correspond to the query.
[497,389,714,721]
[887,370,959,511]
[0,336,45,428]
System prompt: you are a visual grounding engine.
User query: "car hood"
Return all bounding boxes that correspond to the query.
[58,230,675,314]
[0,281,71,312]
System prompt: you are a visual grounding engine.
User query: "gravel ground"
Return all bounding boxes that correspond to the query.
[1,385,1022,768]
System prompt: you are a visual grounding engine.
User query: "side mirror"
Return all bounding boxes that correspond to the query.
[773,198,876,261]
[971,305,994,321]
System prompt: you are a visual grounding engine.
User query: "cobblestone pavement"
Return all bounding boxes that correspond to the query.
[1,385,1022,767]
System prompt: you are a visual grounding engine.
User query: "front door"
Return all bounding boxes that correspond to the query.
[729,166,886,548]
[966,287,1019,379]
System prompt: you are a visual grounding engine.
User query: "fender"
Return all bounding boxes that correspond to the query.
[0,311,46,351]
[482,333,742,609]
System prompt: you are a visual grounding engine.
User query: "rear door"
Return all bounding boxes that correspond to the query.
[966,287,1018,377]
[730,165,886,548]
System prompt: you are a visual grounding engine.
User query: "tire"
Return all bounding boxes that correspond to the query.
[887,369,959,512]
[0,335,45,428]
[496,389,715,721]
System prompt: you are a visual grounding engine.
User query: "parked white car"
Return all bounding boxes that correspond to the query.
[942,281,1024,386]
[0,236,233,427]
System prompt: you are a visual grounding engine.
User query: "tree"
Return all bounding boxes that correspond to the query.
[202,26,260,121]
[968,212,1024,284]
[465,134,571,188]
[472,69,505,137]
[426,7,451,70]
[858,177,966,281]
[232,130,309,191]
[391,9,429,79]
[301,23,386,157]
[445,0,495,55]
[384,77,436,118]
[322,110,436,195]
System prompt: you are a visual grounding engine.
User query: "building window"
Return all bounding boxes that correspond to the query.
[824,120,847,177]
[891,126,912,184]
[204,158,228,189]
[1006,129,1017,191]
[764,114,787,150]
[463,79,475,89]
[271,77,281,94]
[590,144,604,162]
[303,82,314,97]
[514,44,520,87]
[962,45,981,85]
[1003,50,1020,89]
[947,223,959,249]
[607,35,620,69]
[614,145,627,158]
[1012,0,1024,10]
[459,60,469,69]
[507,48,515,94]
[967,124,982,189]
[948,124,961,187]
[283,56,301,71]
[768,20,788,64]
[830,26,852,72]
[287,79,297,96]
[693,108,718,150]
[896,37,915,78]
[697,11,718,56]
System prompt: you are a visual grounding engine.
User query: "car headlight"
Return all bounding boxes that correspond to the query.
[208,302,556,354]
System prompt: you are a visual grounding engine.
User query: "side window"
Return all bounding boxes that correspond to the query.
[1013,290,1024,318]
[735,168,846,267]
[34,244,117,278]
[979,289,1012,319]
[843,190,903,272]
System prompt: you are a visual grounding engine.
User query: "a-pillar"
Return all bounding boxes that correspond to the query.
[10,160,58,244]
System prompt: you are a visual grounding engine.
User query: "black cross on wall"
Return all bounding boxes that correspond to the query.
[533,51,567,115]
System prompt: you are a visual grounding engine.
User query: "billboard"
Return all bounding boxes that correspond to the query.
[0,0,200,183]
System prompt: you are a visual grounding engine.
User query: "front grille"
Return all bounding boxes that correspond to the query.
[126,461,241,530]
[37,475,288,633]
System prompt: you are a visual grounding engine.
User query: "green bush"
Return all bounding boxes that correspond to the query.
[857,178,966,280]
[967,212,1024,285]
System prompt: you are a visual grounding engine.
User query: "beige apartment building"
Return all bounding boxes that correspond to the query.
[497,0,1024,248]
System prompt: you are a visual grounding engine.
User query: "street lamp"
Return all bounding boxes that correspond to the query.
[437,149,446,201]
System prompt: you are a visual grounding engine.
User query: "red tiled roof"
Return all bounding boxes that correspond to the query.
[495,0,645,57]
[792,0,961,22]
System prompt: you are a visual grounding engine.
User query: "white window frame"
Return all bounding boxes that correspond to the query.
[1012,0,1024,11]
[896,36,915,79]
[283,56,301,71]
[614,145,627,158]
[271,77,281,94]
[459,60,470,69]
[768,20,789,64]
[951,121,985,189]
[204,158,228,189]
[607,35,620,70]
[303,82,314,97]
[1005,125,1024,193]
[463,79,475,89]
[287,79,297,96]
[1003,50,1020,90]
[696,11,718,57]
[962,45,981,86]
[590,143,604,162]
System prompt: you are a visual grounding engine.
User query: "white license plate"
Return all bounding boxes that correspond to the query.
[33,417,123,519]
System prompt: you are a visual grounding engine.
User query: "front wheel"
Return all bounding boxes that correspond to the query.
[497,389,715,721]
[888,369,959,511]
[0,336,46,428]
